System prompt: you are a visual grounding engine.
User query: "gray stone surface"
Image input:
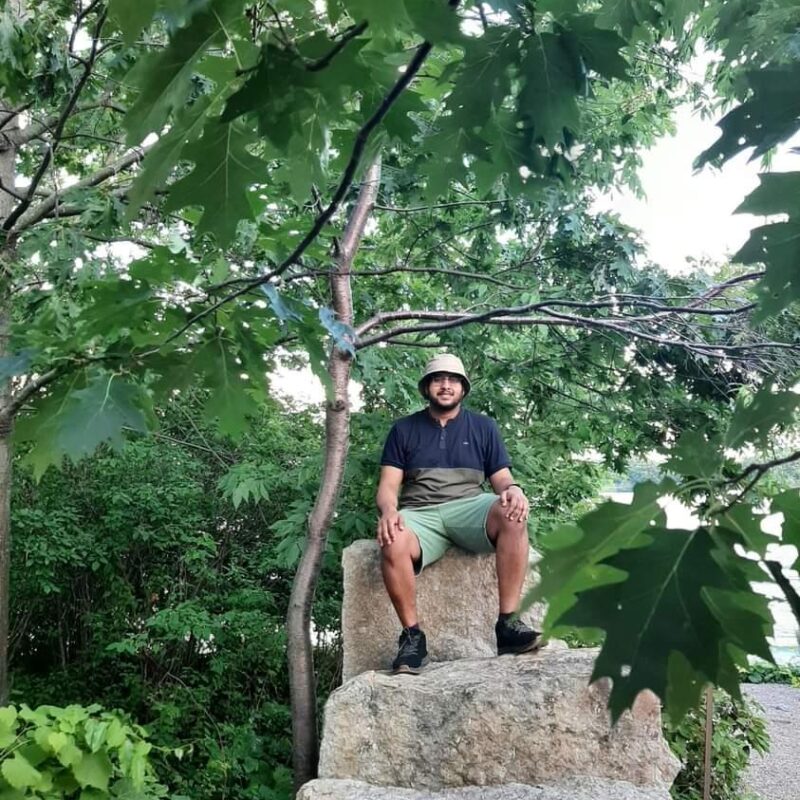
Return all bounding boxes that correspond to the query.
[298,778,672,800]
[743,683,800,800]
[342,540,546,681]
[319,648,679,791]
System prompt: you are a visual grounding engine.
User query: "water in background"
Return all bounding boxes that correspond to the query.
[608,492,800,665]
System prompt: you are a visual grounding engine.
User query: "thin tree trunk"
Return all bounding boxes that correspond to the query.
[287,158,381,791]
[0,2,25,706]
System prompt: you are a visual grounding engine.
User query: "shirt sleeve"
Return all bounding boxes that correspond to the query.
[380,423,406,469]
[483,418,512,477]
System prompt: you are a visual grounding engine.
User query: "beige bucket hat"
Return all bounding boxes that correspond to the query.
[418,353,471,397]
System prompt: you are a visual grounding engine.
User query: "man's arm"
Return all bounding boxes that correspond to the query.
[489,467,529,523]
[376,465,405,547]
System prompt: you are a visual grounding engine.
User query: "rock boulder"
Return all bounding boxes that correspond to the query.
[342,540,546,680]
[319,649,679,791]
[299,778,671,800]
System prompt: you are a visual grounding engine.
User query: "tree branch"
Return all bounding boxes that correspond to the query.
[141,5,459,356]
[11,145,149,233]
[2,6,108,234]
[307,21,368,72]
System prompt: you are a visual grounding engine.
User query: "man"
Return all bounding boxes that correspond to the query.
[376,353,543,675]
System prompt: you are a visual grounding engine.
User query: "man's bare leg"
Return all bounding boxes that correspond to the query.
[380,528,422,627]
[486,502,529,614]
[487,501,542,654]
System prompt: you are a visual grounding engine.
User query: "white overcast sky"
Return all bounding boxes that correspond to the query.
[596,104,798,273]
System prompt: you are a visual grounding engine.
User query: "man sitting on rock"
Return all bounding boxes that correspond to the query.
[376,353,544,674]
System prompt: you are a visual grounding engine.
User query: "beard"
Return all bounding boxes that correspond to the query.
[428,392,462,413]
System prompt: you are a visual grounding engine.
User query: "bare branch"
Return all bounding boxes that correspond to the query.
[4,367,64,417]
[375,199,512,213]
[723,449,800,502]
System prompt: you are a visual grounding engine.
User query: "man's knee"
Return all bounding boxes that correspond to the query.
[487,502,528,543]
[381,529,421,564]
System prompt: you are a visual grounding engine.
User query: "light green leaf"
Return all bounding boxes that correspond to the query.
[72,751,112,791]
[1,754,41,790]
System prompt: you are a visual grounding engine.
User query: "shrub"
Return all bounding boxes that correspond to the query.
[665,690,769,800]
[740,659,800,687]
[0,703,168,799]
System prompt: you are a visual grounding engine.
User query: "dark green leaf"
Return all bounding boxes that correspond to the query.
[562,528,766,721]
[164,120,267,246]
[562,15,630,81]
[19,372,152,479]
[735,172,800,219]
[519,32,583,147]
[734,221,800,320]
[725,386,799,450]
[695,64,800,169]
[123,0,247,144]
[665,429,722,479]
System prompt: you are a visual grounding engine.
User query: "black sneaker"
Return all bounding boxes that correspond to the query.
[391,627,429,674]
[496,617,545,656]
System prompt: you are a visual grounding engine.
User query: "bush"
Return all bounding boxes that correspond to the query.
[0,703,168,799]
[665,690,769,800]
[740,659,800,687]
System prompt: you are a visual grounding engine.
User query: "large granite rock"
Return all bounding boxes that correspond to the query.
[319,649,679,791]
[342,540,546,680]
[299,778,671,800]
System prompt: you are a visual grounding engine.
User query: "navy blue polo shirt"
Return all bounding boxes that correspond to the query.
[380,408,511,509]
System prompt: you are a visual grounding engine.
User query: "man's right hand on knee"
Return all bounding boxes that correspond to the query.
[377,511,405,547]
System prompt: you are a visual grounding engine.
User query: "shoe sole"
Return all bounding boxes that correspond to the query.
[392,656,429,675]
[498,636,547,656]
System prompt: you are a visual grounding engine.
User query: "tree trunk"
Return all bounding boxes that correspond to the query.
[287,158,381,791]
[0,1,25,706]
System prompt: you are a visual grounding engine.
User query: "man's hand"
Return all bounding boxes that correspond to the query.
[500,485,528,523]
[377,510,405,547]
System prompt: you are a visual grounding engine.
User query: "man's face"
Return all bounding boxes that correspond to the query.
[426,372,465,411]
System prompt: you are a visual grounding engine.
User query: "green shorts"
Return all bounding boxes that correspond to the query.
[399,493,500,573]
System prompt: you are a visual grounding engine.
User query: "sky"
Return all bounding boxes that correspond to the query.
[597,104,798,273]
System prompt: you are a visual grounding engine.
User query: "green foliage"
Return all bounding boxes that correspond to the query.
[665,690,769,800]
[0,703,167,799]
[11,395,323,800]
[740,659,800,687]
[3,0,800,761]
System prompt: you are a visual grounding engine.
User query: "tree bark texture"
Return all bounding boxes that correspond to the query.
[287,158,381,792]
[0,0,26,707]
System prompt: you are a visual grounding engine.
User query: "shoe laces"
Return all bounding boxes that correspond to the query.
[399,628,421,655]
[503,618,530,634]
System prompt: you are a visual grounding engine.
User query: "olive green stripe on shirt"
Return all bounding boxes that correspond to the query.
[399,467,485,509]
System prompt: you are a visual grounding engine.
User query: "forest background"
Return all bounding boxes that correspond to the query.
[1,0,800,798]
